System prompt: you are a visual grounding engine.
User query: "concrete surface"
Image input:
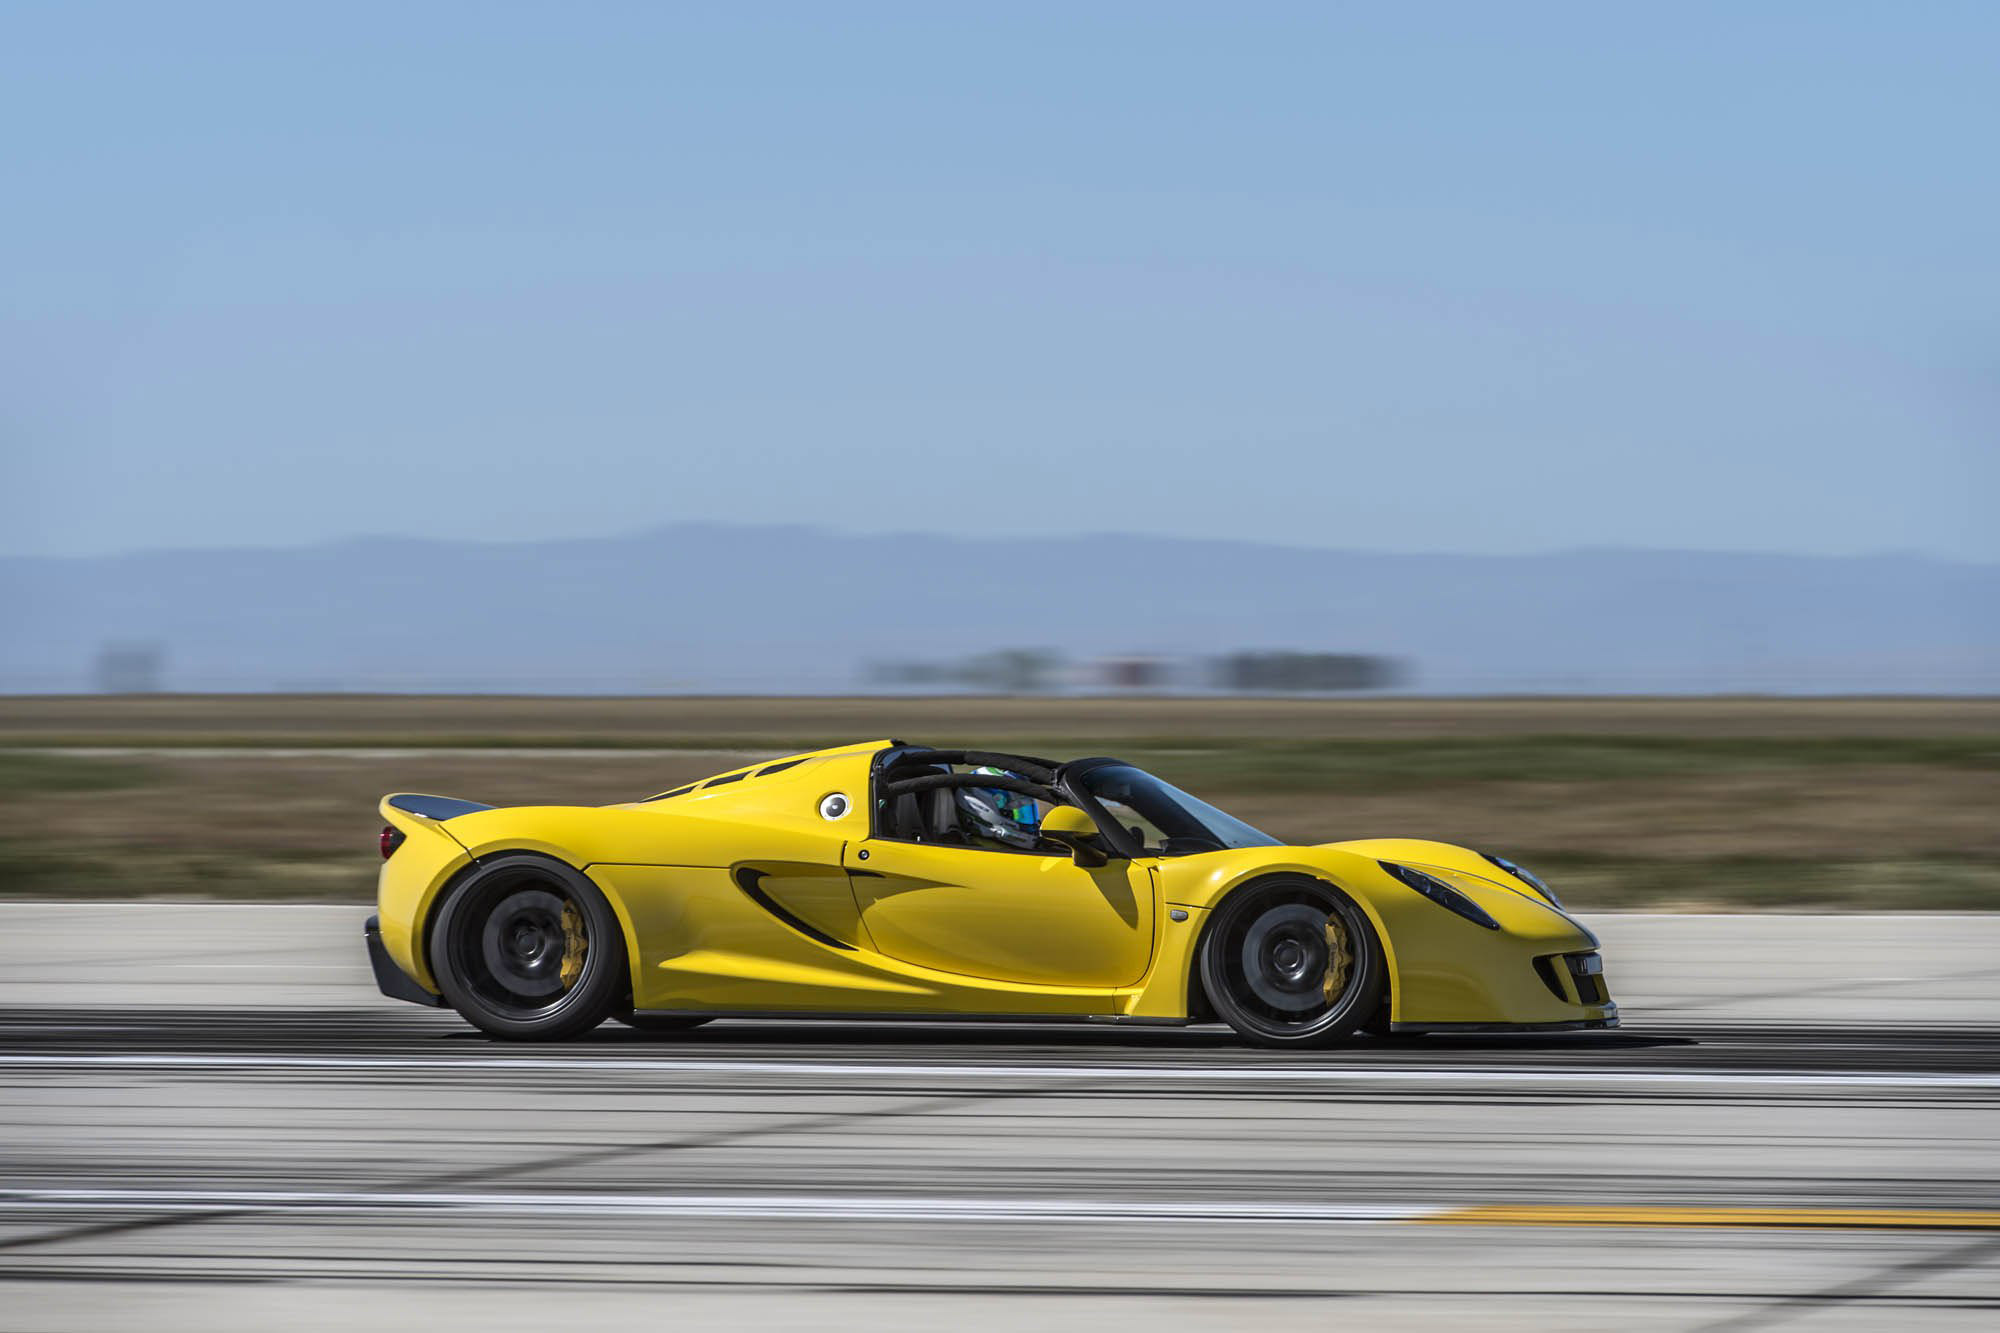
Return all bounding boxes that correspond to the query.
[2,904,1997,1330]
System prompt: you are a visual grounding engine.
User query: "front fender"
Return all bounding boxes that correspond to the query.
[1153,844,1608,1026]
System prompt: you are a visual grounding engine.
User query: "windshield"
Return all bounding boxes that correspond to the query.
[1077,764,1283,856]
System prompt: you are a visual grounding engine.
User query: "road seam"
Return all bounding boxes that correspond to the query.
[4,1052,1997,1090]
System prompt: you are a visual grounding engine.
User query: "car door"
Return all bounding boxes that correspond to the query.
[842,837,1156,988]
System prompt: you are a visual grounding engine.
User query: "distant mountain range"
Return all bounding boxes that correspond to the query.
[2,525,1994,693]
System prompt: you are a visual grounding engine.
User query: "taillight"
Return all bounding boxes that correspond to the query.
[380,825,406,860]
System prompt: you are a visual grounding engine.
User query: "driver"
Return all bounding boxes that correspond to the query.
[954,766,1045,850]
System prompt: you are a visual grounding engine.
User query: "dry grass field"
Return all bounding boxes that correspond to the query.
[2,695,1995,909]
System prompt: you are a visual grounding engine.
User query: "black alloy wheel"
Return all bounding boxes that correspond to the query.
[432,854,627,1040]
[1199,877,1384,1048]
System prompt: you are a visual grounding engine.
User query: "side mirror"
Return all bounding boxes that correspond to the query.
[1042,805,1110,868]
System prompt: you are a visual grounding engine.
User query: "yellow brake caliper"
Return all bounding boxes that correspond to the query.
[558,902,588,990]
[1323,915,1352,1004]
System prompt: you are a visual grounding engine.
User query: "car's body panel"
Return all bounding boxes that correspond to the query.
[372,740,1616,1031]
[842,838,1156,987]
[598,862,1158,1017]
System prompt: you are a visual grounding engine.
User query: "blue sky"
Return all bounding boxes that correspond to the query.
[3,2,1994,559]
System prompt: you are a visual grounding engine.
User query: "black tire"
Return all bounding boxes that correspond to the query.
[1198,876,1385,1048]
[431,854,628,1041]
[612,1013,713,1034]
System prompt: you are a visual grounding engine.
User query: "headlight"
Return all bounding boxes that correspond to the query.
[1379,861,1501,930]
[1481,853,1563,909]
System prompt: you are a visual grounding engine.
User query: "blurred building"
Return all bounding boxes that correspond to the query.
[1099,656,1171,692]
[92,642,166,694]
[867,649,1066,695]
[1211,652,1404,694]
[865,649,1406,695]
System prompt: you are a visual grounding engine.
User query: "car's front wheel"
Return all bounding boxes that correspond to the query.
[431,855,627,1040]
[1199,876,1384,1048]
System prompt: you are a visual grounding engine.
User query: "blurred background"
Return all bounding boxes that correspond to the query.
[2,2,1994,914]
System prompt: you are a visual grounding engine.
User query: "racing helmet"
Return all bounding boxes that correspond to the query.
[955,766,1043,849]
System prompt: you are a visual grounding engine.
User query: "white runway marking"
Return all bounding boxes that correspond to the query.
[11,1189,1994,1232]
[167,964,361,970]
[2,1053,1997,1090]
[0,1187,1438,1224]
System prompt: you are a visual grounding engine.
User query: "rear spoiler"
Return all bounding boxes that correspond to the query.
[385,793,495,821]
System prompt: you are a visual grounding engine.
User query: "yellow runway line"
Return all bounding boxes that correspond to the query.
[1423,1205,2000,1231]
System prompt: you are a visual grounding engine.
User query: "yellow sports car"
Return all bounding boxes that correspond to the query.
[365,741,1615,1045]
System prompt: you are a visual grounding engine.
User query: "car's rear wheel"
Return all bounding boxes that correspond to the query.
[431,855,627,1041]
[1199,876,1384,1048]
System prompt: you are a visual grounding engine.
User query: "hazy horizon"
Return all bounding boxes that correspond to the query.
[6,525,1992,696]
[7,518,1998,568]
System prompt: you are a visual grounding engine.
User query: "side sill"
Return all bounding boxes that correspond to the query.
[1390,1015,1620,1034]
[630,1009,1180,1025]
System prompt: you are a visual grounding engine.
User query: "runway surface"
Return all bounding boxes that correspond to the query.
[3,905,1997,1330]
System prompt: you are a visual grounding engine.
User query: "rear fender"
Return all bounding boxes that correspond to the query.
[374,797,475,991]
[377,797,654,998]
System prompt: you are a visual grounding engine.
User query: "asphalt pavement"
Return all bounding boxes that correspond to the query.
[2,905,1997,1330]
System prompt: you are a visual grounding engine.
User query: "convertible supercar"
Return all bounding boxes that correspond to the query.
[365,741,1615,1045]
